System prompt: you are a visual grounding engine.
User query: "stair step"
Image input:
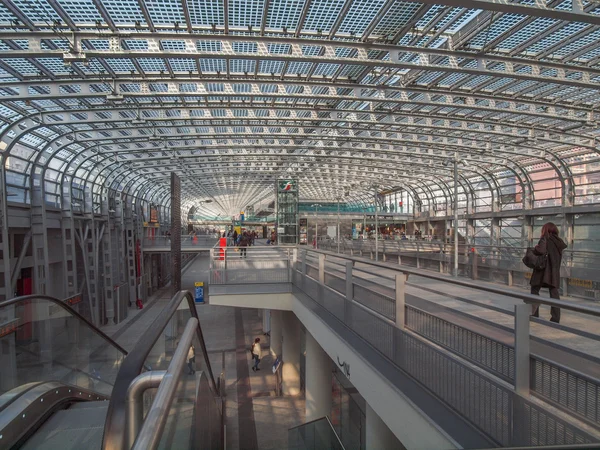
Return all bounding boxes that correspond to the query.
[21,401,108,450]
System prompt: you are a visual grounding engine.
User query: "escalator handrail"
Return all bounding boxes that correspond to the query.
[102,289,219,450]
[0,294,129,356]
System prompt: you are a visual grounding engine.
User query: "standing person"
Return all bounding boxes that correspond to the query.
[187,345,196,375]
[530,222,567,323]
[251,337,262,372]
[238,232,249,258]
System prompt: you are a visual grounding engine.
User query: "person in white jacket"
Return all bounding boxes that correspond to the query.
[251,338,262,372]
[187,345,196,375]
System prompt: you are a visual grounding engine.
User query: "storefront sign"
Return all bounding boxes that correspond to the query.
[568,278,593,289]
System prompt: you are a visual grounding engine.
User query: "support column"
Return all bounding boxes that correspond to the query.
[170,173,181,295]
[305,331,332,422]
[270,310,282,358]
[262,309,270,334]
[366,403,402,450]
[281,310,300,395]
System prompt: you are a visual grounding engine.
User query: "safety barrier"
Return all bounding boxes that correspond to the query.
[317,239,600,301]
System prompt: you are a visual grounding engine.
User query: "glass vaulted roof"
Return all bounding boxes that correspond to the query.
[0,0,599,217]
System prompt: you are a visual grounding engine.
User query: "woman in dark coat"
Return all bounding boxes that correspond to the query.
[530,222,567,323]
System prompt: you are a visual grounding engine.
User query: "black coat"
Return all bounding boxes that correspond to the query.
[530,234,567,288]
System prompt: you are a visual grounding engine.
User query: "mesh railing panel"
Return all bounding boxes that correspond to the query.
[531,356,600,428]
[405,306,515,382]
[210,268,289,284]
[352,281,395,321]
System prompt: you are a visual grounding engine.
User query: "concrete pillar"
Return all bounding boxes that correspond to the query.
[282,311,301,395]
[270,310,282,358]
[366,403,403,450]
[262,309,271,334]
[305,331,332,422]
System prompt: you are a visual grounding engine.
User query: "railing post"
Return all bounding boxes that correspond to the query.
[302,251,307,276]
[318,254,325,284]
[345,261,353,301]
[224,248,228,270]
[397,254,401,266]
[471,248,478,280]
[508,270,513,287]
[395,273,406,330]
[514,303,531,396]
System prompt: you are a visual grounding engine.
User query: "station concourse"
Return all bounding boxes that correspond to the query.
[1,0,600,449]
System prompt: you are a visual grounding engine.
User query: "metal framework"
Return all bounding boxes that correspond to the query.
[0,0,599,219]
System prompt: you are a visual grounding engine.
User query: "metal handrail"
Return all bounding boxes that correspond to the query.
[102,290,219,450]
[304,248,600,317]
[0,294,129,356]
[288,415,345,450]
[132,318,197,450]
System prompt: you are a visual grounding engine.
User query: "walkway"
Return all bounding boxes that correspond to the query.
[308,252,600,378]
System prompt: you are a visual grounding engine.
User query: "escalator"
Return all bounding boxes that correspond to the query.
[0,291,223,449]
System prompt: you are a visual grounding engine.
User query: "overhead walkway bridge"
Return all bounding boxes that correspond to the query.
[209,246,600,449]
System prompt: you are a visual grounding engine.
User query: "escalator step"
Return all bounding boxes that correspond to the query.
[21,401,108,450]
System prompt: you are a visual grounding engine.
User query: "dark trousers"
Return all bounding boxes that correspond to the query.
[530,285,561,323]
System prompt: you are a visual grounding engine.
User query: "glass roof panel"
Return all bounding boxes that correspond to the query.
[12,0,61,22]
[229,0,266,28]
[102,0,146,24]
[189,0,224,26]
[303,0,346,32]
[56,0,103,22]
[266,0,305,30]
[146,0,186,25]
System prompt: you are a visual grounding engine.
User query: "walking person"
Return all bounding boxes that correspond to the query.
[251,337,262,372]
[530,222,567,323]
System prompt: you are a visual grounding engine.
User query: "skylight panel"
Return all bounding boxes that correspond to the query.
[338,0,385,35]
[303,0,346,32]
[56,0,102,23]
[138,58,168,72]
[498,17,556,50]
[13,0,61,22]
[447,10,482,33]
[231,59,256,73]
[105,58,137,72]
[525,22,587,54]
[200,59,226,72]
[229,0,266,28]
[37,58,70,75]
[0,4,17,22]
[189,0,224,26]
[553,29,600,57]
[469,14,525,47]
[258,60,284,74]
[103,0,145,24]
[169,58,196,72]
[146,0,185,25]
[313,63,340,76]
[373,2,421,36]
[3,59,39,75]
[197,41,222,52]
[267,0,304,29]
[232,42,258,53]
